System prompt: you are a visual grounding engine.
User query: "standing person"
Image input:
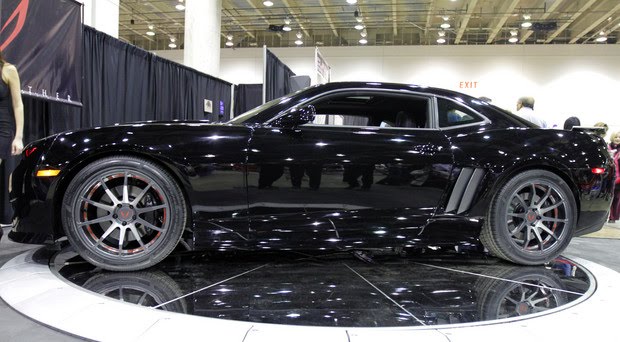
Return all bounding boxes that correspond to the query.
[563,116,581,130]
[0,49,24,166]
[515,96,547,128]
[594,122,609,139]
[609,131,620,223]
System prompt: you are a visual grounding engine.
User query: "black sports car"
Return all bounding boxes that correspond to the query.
[9,82,615,271]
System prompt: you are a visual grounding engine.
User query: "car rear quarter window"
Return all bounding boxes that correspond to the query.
[437,97,484,128]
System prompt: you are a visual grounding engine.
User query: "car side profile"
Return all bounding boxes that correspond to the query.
[8,82,615,271]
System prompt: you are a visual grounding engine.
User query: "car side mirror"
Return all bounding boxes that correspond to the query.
[276,105,316,128]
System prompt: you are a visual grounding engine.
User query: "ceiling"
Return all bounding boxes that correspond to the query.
[118,0,620,50]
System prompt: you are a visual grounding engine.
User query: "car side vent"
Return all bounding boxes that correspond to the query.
[445,167,486,214]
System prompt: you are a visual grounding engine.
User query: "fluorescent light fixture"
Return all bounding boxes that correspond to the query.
[146,31,155,36]
[169,43,177,48]
[296,31,303,39]
[263,1,274,6]
[355,23,364,30]
[283,25,291,31]
[284,17,291,25]
[508,37,518,43]
[595,36,608,42]
[437,38,446,44]
[521,21,532,28]
[438,31,446,37]
[359,38,368,44]
[226,41,234,47]
[360,29,367,37]
[347,0,358,4]
[295,39,303,45]
[175,4,185,10]
[440,22,451,29]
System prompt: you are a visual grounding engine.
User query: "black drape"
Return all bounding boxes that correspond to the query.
[234,84,263,117]
[265,49,295,102]
[1,26,233,222]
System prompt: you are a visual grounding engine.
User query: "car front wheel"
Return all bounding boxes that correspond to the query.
[62,156,187,271]
[481,169,577,265]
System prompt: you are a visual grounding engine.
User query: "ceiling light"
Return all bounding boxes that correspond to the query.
[437,38,446,44]
[263,1,274,6]
[146,30,155,36]
[355,23,364,30]
[170,37,176,42]
[175,4,185,10]
[226,41,234,47]
[510,30,518,36]
[508,37,518,43]
[360,29,367,37]
[283,25,291,31]
[169,43,177,48]
[359,38,368,44]
[295,39,303,45]
[296,31,303,39]
[284,17,291,25]
[521,21,532,28]
[438,31,446,37]
[442,16,449,21]
[440,22,451,29]
[595,36,607,42]
[523,14,531,20]
[347,0,358,4]
[227,34,233,40]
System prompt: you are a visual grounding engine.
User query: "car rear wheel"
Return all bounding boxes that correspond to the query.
[62,156,187,271]
[480,170,576,265]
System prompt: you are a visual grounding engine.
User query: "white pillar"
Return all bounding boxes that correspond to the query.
[77,0,119,38]
[184,0,222,76]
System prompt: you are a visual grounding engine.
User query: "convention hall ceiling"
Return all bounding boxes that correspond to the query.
[118,0,620,50]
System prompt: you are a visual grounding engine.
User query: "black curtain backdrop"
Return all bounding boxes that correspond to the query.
[1,26,232,222]
[234,84,263,117]
[265,49,295,102]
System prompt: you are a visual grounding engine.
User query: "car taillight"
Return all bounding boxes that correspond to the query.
[25,147,37,157]
[591,167,605,174]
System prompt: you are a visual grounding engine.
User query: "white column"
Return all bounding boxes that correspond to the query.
[184,0,222,76]
[77,0,119,38]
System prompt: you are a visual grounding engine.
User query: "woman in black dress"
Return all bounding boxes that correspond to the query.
[0,49,23,165]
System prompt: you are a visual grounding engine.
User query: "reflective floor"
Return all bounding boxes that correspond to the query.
[53,250,590,328]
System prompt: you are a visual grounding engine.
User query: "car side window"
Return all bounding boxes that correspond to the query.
[303,91,430,129]
[437,98,484,128]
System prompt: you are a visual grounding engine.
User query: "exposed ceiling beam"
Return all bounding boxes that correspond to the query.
[118,2,170,41]
[282,0,311,38]
[245,0,271,27]
[455,0,478,44]
[520,0,563,43]
[582,16,620,43]
[486,0,520,44]
[569,2,620,43]
[392,0,398,36]
[545,0,597,43]
[222,8,256,39]
[318,0,338,37]
[424,0,435,35]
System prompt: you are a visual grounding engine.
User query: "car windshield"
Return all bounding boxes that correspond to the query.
[227,86,317,125]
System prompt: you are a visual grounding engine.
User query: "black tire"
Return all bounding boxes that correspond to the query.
[480,169,577,265]
[62,156,187,271]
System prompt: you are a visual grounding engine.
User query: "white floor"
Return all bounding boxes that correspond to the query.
[1,248,619,342]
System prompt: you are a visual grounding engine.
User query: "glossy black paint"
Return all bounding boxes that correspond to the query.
[56,250,590,327]
[9,82,614,254]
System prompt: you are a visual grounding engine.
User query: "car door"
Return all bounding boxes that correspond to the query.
[246,89,454,250]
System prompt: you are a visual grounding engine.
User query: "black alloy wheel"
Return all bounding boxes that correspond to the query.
[62,156,187,271]
[481,170,577,265]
